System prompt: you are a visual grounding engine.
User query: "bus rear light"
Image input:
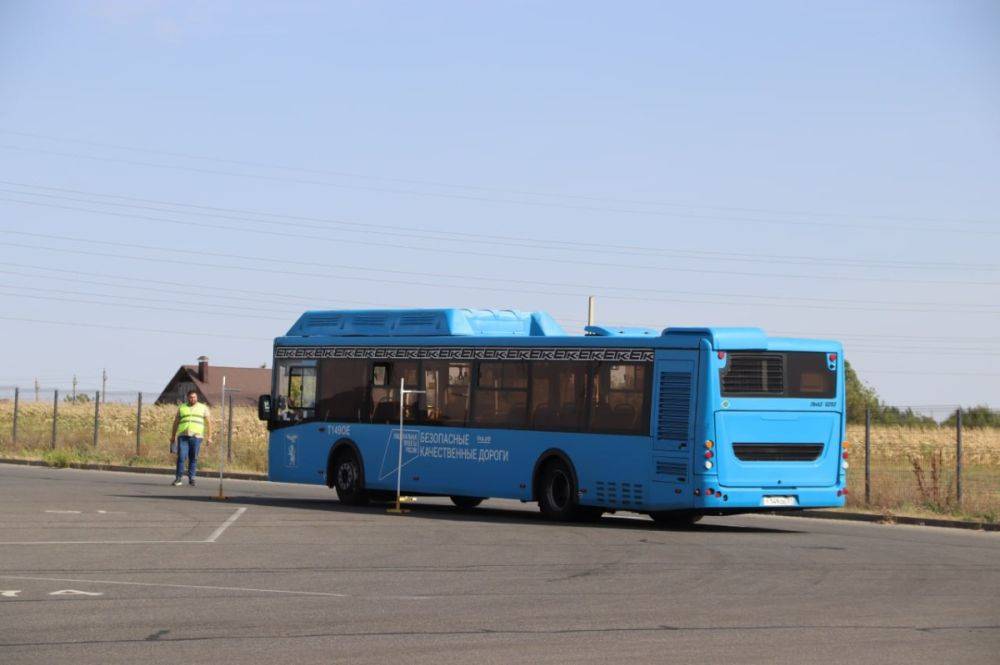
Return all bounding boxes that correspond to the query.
[842,451,849,460]
[717,351,726,360]
[704,440,714,449]
[704,460,713,470]
[706,488,715,495]
[829,353,838,361]
[704,451,713,459]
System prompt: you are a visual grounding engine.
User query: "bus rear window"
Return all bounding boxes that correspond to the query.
[721,352,835,398]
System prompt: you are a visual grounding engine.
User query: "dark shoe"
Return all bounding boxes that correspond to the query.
[189,478,196,486]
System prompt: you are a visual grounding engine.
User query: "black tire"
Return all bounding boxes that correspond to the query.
[537,458,584,521]
[331,448,368,506]
[649,511,702,528]
[450,496,485,510]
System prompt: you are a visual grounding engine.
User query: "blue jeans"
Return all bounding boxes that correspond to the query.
[175,436,202,481]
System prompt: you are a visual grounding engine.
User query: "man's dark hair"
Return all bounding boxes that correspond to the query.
[187,390,198,397]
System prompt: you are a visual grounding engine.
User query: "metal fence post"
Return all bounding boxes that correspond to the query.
[864,406,871,505]
[227,394,234,463]
[93,391,101,448]
[956,408,963,507]
[51,389,59,450]
[11,387,19,448]
[136,392,143,456]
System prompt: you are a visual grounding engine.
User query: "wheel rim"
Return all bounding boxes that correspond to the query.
[336,461,357,491]
[547,469,571,510]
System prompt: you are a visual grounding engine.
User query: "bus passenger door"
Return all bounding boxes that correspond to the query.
[650,351,699,504]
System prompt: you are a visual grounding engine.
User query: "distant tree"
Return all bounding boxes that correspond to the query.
[63,393,91,404]
[844,360,936,426]
[942,405,1000,428]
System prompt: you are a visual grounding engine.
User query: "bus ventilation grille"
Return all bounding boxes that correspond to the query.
[354,314,389,327]
[595,481,644,507]
[307,315,344,328]
[655,461,687,481]
[398,312,440,328]
[657,371,691,440]
[733,443,823,462]
[721,353,784,395]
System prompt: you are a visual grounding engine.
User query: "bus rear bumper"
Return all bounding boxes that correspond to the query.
[688,485,846,511]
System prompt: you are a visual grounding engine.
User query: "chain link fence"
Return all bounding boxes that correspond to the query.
[1,386,997,518]
[845,405,999,519]
[0,386,267,473]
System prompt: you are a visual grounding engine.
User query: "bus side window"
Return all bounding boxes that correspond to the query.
[369,361,422,423]
[472,361,528,428]
[423,361,471,426]
[317,358,367,422]
[589,363,648,435]
[530,361,587,431]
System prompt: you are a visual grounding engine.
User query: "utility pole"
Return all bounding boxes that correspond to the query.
[72,375,78,401]
[101,369,107,404]
[34,378,39,402]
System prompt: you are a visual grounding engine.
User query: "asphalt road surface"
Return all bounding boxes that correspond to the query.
[0,463,997,664]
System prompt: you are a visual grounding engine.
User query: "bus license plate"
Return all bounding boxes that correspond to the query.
[763,496,797,507]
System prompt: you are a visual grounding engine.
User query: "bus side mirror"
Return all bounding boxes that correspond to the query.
[258,395,272,421]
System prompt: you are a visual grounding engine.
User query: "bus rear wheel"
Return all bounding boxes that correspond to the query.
[649,511,702,528]
[538,458,584,521]
[450,496,484,510]
[331,448,368,506]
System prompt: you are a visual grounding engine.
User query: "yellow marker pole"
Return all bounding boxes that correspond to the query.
[387,378,424,514]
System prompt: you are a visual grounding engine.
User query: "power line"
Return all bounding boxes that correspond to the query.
[4,235,999,315]
[8,261,998,350]
[3,198,999,290]
[0,315,270,341]
[2,128,997,228]
[2,180,993,272]
[4,142,999,236]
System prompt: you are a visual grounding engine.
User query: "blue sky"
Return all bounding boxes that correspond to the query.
[0,1,997,409]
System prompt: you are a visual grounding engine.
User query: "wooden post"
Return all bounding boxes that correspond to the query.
[12,387,19,447]
[956,408,963,507]
[135,392,143,456]
[93,391,101,448]
[51,389,59,450]
[864,406,871,506]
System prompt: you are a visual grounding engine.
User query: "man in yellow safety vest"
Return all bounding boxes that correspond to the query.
[170,390,211,486]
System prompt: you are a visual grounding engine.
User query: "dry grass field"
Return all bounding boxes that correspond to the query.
[1,402,997,521]
[0,401,268,474]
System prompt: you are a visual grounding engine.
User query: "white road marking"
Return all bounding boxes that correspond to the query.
[44,510,82,514]
[2,575,347,598]
[0,539,209,546]
[1,590,21,597]
[49,589,103,596]
[0,508,248,545]
[204,507,247,543]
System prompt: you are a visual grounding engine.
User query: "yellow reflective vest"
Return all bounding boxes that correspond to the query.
[178,402,209,437]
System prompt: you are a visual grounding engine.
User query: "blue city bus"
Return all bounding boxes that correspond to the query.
[258,308,847,524]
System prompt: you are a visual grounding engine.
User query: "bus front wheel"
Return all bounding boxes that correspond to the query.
[331,448,368,506]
